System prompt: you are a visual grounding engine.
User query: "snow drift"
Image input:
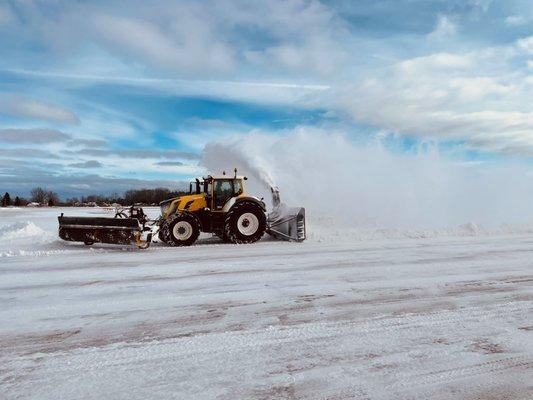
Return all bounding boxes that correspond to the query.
[202,128,533,230]
[0,221,46,241]
[0,220,65,257]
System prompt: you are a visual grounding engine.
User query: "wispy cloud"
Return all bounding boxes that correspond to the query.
[68,160,103,168]
[0,128,71,144]
[0,148,62,159]
[154,161,184,167]
[69,148,200,160]
[0,95,79,124]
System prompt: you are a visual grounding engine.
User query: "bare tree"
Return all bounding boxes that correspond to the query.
[47,191,60,207]
[30,187,47,204]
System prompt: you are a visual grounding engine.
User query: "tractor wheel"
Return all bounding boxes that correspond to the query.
[224,202,266,244]
[158,229,167,244]
[162,213,200,246]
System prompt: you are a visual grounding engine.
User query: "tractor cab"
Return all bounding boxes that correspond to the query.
[204,175,245,210]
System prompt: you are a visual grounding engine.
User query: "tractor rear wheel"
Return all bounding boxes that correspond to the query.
[162,213,200,246]
[224,202,266,244]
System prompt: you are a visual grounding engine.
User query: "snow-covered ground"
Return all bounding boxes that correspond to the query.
[1,207,532,399]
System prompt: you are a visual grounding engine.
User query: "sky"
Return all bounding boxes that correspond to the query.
[0,0,532,199]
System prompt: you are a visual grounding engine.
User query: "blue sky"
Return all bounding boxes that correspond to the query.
[0,0,532,198]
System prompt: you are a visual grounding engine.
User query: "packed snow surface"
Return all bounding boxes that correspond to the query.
[1,207,532,399]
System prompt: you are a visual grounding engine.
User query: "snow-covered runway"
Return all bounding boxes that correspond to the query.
[1,208,532,399]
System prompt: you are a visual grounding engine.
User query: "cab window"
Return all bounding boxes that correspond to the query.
[214,180,233,209]
[233,180,242,196]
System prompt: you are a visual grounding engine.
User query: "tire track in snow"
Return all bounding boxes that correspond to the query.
[7,301,530,365]
[4,301,532,399]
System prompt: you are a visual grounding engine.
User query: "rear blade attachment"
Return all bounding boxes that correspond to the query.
[266,187,306,242]
[58,213,152,248]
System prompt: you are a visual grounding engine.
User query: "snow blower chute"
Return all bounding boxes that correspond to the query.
[266,187,306,242]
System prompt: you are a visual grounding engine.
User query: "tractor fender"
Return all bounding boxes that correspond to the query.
[222,196,266,213]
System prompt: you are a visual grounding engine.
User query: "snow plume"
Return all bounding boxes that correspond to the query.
[201,128,533,229]
[202,134,277,197]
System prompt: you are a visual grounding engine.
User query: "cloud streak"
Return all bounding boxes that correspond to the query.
[0,129,71,144]
[0,95,79,124]
[69,160,103,168]
[70,148,200,160]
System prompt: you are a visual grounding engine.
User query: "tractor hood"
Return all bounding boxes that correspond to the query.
[160,193,207,217]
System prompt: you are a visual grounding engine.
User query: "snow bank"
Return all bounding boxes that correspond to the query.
[0,221,46,240]
[306,218,533,242]
[0,221,62,257]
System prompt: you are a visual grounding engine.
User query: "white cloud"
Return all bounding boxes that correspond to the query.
[1,0,351,79]
[0,128,71,144]
[0,95,79,124]
[91,13,235,75]
[7,68,329,107]
[398,53,472,73]
[517,36,533,54]
[333,45,533,155]
[68,160,103,168]
[505,15,527,26]
[428,15,457,41]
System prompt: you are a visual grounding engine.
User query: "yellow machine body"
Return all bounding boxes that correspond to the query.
[160,176,256,223]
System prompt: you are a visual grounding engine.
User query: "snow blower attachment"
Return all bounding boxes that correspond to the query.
[58,206,152,249]
[266,187,306,242]
[58,170,305,248]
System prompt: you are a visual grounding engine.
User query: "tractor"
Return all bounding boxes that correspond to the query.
[158,171,268,246]
[58,170,305,248]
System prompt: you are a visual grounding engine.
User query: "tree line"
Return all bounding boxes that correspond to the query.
[1,187,188,207]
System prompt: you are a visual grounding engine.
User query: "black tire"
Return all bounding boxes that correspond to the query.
[161,213,200,246]
[224,202,266,244]
[158,229,167,244]
[84,240,94,246]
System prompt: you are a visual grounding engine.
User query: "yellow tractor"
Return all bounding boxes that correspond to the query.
[158,171,268,245]
[58,169,306,248]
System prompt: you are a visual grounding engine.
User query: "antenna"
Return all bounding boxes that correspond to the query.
[234,168,237,178]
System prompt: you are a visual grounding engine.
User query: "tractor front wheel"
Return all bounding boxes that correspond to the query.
[224,202,266,244]
[158,229,167,244]
[162,213,200,246]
